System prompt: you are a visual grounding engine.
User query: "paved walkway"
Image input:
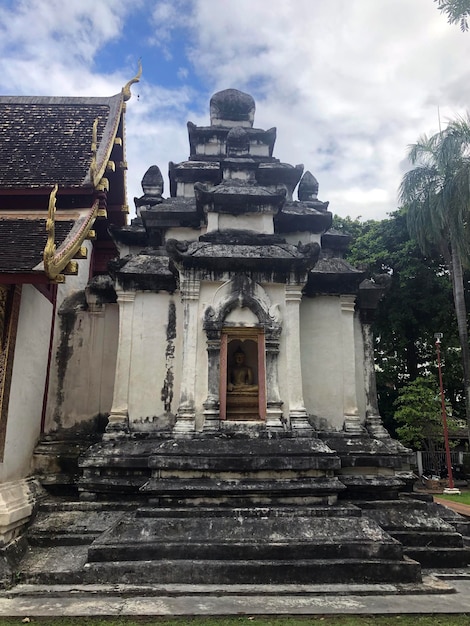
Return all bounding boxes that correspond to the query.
[0,576,470,616]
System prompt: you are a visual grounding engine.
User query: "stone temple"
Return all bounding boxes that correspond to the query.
[1,84,469,586]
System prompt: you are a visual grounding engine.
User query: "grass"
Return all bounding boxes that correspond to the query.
[435,489,470,504]
[0,617,469,625]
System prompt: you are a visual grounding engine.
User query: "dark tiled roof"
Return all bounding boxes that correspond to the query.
[0,94,122,188]
[0,219,74,272]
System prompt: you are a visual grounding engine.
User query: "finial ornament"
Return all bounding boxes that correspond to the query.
[122,59,142,102]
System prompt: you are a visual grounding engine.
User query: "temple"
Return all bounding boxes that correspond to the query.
[1,85,469,586]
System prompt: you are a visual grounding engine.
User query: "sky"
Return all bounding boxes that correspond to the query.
[1,0,470,221]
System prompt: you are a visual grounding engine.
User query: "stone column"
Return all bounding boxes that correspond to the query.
[203,333,220,431]
[341,294,363,433]
[173,275,200,434]
[362,312,389,438]
[285,284,311,430]
[265,333,284,429]
[105,290,135,437]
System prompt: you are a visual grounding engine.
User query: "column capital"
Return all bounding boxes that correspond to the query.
[180,276,200,300]
[115,290,136,303]
[285,284,303,302]
[340,294,356,313]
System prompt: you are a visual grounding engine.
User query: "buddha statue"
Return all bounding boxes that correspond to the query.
[227,348,258,393]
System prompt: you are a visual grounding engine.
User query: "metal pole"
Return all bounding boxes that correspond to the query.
[435,336,455,491]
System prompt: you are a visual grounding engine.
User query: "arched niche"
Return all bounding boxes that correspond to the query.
[202,275,282,428]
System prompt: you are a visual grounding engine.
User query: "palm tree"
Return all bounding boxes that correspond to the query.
[434,0,470,31]
[399,116,470,440]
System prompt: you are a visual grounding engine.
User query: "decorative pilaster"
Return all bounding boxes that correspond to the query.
[361,310,389,438]
[173,275,200,434]
[340,295,364,434]
[285,284,311,430]
[265,334,284,429]
[203,334,220,431]
[105,290,135,437]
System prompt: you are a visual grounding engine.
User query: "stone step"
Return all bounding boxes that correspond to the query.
[17,552,421,586]
[135,504,362,519]
[38,499,139,513]
[391,530,465,548]
[87,513,404,564]
[27,509,126,547]
[140,476,344,501]
[403,547,470,569]
[81,557,423,585]
[5,577,454,597]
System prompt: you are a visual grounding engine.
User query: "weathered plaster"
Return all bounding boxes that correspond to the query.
[1,285,51,481]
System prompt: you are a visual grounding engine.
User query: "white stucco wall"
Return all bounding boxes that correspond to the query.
[300,295,345,429]
[127,292,183,427]
[44,303,118,432]
[43,249,121,433]
[1,285,52,482]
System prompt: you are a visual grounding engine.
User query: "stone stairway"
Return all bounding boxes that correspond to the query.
[12,432,470,587]
[16,498,421,586]
[357,499,470,569]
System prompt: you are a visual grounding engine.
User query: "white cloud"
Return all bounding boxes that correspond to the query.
[1,0,470,221]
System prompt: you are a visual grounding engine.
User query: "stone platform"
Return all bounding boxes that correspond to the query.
[7,431,469,588]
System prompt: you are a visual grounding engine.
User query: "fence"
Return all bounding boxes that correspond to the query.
[415,450,466,478]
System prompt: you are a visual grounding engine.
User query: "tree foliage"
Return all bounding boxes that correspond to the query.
[399,118,470,440]
[394,376,458,453]
[333,211,463,435]
[435,0,470,31]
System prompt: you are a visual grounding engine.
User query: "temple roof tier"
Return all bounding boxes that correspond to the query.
[188,122,277,160]
[166,238,320,275]
[109,251,177,293]
[194,180,286,215]
[0,94,123,189]
[275,200,332,234]
[0,218,74,277]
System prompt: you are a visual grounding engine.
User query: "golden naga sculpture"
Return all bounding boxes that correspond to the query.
[43,184,58,278]
[43,185,99,282]
[122,59,142,102]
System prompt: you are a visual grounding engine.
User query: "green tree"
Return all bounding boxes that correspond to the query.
[394,377,454,453]
[434,0,470,31]
[399,120,470,440]
[333,211,462,434]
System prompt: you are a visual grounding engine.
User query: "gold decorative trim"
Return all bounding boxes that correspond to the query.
[43,184,58,277]
[122,59,142,102]
[96,178,109,192]
[63,261,79,275]
[43,185,100,281]
[74,246,88,260]
[90,118,99,183]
